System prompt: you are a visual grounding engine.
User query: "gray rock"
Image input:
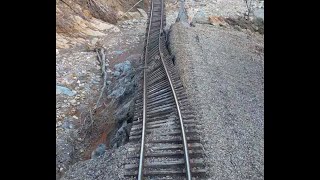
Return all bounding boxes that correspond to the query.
[110,121,131,147]
[108,86,125,98]
[112,71,121,77]
[193,9,210,24]
[128,11,141,19]
[62,119,74,129]
[258,1,264,8]
[137,8,148,18]
[126,123,133,135]
[108,60,137,101]
[56,85,76,96]
[115,100,135,125]
[91,144,106,159]
[70,99,77,105]
[114,60,132,75]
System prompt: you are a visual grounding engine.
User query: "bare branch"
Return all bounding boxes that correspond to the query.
[123,0,143,17]
[94,47,108,109]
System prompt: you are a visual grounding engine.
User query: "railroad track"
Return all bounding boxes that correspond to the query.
[124,0,206,179]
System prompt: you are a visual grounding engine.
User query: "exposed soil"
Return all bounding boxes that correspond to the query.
[56,12,147,179]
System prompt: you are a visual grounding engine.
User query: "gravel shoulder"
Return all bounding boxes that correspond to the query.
[61,144,128,180]
[169,22,264,179]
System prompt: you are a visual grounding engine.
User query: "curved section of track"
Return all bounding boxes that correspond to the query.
[125,0,206,179]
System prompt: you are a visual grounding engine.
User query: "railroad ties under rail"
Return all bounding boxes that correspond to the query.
[124,0,206,179]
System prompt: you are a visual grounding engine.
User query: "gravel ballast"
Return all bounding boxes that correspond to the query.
[61,144,128,180]
[169,22,264,179]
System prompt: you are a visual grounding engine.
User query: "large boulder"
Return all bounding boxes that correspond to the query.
[115,100,135,125]
[137,8,148,18]
[114,60,132,76]
[110,121,132,147]
[108,60,136,102]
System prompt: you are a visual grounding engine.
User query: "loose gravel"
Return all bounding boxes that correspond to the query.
[169,22,264,180]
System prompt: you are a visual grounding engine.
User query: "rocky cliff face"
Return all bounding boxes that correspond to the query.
[56,0,149,49]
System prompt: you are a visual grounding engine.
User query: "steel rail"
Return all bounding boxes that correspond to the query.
[137,0,154,179]
[138,0,192,179]
[158,0,192,179]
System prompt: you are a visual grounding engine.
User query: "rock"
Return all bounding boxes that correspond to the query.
[253,17,264,34]
[57,85,76,96]
[89,17,116,31]
[109,67,137,104]
[56,121,62,127]
[106,81,112,85]
[110,26,120,32]
[115,100,135,125]
[193,9,209,24]
[91,144,106,159]
[91,38,99,46]
[114,50,123,55]
[234,25,241,31]
[56,33,70,49]
[128,12,141,19]
[113,71,121,77]
[258,1,264,8]
[72,115,78,120]
[114,60,132,75]
[185,6,199,24]
[70,99,77,105]
[126,123,133,135]
[108,86,125,98]
[208,16,228,27]
[73,15,106,37]
[252,24,259,31]
[62,119,74,129]
[110,120,131,147]
[137,8,148,18]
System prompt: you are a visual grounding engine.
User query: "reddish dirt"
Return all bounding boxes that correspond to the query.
[83,122,115,160]
[72,29,145,161]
